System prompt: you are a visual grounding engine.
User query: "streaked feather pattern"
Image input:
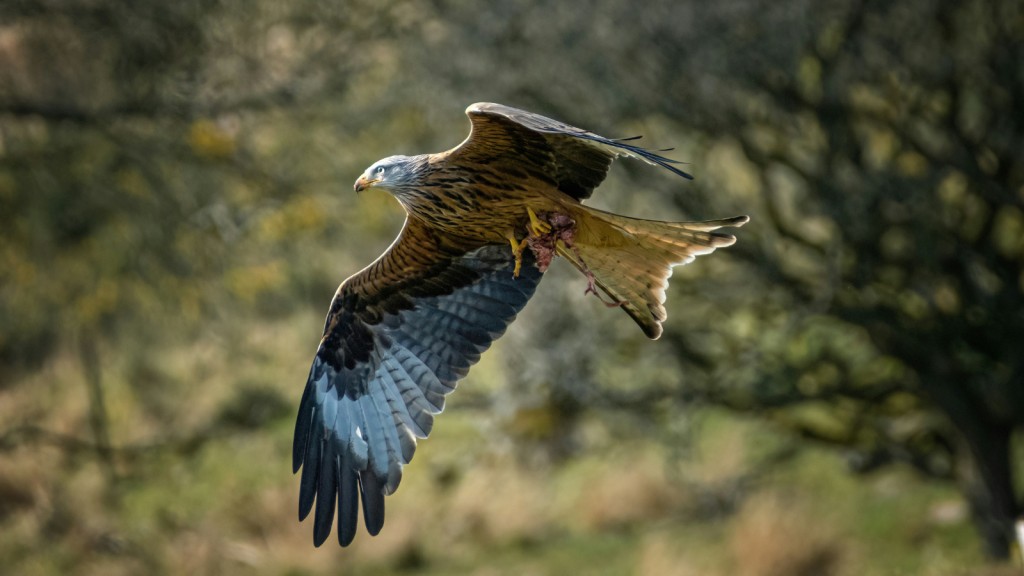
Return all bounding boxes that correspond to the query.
[446,102,693,202]
[293,238,543,546]
[296,102,747,547]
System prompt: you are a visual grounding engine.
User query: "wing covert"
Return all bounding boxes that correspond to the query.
[445,102,693,202]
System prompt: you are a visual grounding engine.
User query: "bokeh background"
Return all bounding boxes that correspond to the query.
[2,0,1024,574]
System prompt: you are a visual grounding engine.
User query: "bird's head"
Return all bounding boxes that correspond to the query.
[354,155,424,194]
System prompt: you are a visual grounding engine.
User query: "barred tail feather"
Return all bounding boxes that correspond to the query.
[565,208,749,339]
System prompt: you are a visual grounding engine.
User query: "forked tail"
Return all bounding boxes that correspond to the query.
[558,207,749,339]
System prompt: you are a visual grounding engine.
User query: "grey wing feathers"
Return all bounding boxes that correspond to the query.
[292,246,543,546]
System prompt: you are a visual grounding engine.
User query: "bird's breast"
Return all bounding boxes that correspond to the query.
[403,172,557,243]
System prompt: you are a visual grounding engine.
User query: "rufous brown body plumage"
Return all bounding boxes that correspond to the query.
[294,103,749,547]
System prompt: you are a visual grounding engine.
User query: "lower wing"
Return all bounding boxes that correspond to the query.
[292,229,544,546]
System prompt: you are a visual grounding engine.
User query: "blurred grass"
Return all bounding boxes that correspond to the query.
[0,115,1008,573]
[4,0,1024,572]
[0,307,990,574]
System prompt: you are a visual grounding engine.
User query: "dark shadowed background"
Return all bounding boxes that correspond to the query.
[2,0,1024,574]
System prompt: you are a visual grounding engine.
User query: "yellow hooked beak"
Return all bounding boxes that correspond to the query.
[354,175,381,193]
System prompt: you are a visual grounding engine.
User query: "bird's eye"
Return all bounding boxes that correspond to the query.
[377,166,386,175]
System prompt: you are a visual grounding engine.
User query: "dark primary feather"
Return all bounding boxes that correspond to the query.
[446,102,693,202]
[292,229,544,546]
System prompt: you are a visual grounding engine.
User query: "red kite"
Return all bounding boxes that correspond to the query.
[293,103,748,546]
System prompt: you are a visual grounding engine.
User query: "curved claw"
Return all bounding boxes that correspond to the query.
[580,258,626,308]
[527,207,552,236]
[508,235,528,278]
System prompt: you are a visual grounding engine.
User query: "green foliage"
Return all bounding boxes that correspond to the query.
[2,0,1023,572]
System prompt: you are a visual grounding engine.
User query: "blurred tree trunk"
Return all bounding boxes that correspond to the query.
[80,332,117,488]
[936,383,1019,559]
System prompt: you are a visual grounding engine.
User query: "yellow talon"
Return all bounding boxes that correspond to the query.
[508,235,529,278]
[527,207,552,236]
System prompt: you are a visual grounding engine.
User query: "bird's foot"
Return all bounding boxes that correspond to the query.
[524,210,571,272]
[527,207,552,236]
[522,210,626,307]
[507,235,529,278]
[574,247,625,308]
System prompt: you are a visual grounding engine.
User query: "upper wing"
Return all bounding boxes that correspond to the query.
[292,217,544,546]
[444,102,693,202]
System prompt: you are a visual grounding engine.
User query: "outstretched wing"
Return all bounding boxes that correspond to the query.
[444,102,692,202]
[292,217,543,546]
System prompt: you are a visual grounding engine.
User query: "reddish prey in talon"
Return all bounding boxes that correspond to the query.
[522,208,626,308]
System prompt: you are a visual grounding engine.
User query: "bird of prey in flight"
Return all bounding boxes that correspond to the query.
[293,103,749,546]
